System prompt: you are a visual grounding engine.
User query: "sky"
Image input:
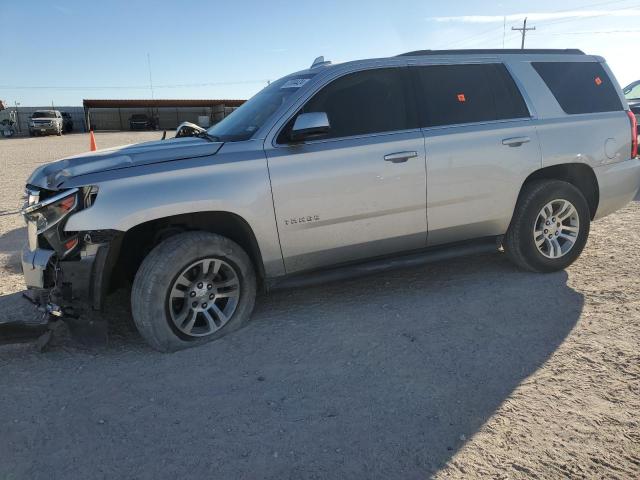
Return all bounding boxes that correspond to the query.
[1,0,638,106]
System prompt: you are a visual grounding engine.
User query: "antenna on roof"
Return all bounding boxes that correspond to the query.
[311,56,331,69]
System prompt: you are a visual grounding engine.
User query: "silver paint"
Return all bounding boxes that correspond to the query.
[19,51,640,289]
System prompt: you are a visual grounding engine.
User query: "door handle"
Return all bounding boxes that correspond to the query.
[502,136,531,147]
[384,151,418,163]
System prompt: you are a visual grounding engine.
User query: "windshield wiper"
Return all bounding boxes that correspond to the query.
[196,131,220,142]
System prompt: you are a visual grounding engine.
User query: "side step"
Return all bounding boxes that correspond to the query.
[268,237,501,291]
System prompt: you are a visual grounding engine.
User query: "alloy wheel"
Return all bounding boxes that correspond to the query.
[167,258,240,337]
[533,199,580,259]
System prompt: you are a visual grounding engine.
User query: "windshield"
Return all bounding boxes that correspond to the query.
[32,111,56,118]
[624,81,640,101]
[207,73,317,142]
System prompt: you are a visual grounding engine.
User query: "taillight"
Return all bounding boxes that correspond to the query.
[627,110,638,158]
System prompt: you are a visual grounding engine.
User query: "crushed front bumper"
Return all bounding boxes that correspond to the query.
[22,248,56,289]
[21,241,114,310]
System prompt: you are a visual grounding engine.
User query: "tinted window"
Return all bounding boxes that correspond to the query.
[32,111,56,118]
[490,64,531,120]
[414,64,529,127]
[292,68,415,140]
[532,61,623,114]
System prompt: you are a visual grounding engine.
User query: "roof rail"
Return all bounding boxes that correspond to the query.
[398,48,585,57]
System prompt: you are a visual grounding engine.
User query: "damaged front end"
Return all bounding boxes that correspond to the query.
[21,185,120,321]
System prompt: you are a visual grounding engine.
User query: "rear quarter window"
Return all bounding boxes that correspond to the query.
[414,63,530,127]
[532,61,623,114]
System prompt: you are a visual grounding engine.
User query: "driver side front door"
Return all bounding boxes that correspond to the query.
[264,67,427,273]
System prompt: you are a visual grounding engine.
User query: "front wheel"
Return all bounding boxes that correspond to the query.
[131,231,257,352]
[504,180,590,272]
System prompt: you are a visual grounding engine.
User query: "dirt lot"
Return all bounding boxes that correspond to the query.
[0,132,638,479]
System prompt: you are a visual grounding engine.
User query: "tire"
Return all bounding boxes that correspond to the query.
[131,231,257,352]
[504,180,590,273]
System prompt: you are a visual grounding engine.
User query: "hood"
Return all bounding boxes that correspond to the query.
[27,136,223,190]
[627,98,640,112]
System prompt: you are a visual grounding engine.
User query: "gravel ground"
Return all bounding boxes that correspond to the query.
[0,132,638,479]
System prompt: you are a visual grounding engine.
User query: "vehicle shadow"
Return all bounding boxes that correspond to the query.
[0,226,25,274]
[0,253,583,479]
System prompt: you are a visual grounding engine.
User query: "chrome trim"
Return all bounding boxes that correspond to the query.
[384,151,418,163]
[21,187,79,215]
[27,221,38,250]
[292,112,330,134]
[26,187,40,207]
[502,136,531,147]
[274,127,424,148]
[420,117,533,133]
[22,247,55,289]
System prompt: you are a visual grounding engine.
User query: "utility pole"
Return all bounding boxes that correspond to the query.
[512,17,536,49]
[14,101,21,133]
[147,53,155,100]
[502,16,506,49]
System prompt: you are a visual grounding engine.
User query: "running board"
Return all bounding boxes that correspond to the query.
[268,237,501,291]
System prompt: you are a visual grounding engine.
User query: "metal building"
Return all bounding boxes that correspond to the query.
[83,99,245,131]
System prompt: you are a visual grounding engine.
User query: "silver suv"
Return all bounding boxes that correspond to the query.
[21,49,640,351]
[29,110,64,136]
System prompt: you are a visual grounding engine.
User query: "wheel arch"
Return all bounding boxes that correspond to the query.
[518,163,599,220]
[106,211,266,293]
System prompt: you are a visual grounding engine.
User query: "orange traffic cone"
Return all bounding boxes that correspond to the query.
[89,130,97,151]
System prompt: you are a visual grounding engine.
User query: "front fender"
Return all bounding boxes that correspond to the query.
[64,150,285,277]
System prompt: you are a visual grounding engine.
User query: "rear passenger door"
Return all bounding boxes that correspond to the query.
[412,63,541,246]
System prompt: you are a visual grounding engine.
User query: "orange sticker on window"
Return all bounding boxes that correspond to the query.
[595,76,603,86]
[457,93,466,102]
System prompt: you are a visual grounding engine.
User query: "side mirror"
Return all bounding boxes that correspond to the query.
[290,112,330,142]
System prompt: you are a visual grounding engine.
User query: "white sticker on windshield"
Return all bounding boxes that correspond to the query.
[281,78,310,89]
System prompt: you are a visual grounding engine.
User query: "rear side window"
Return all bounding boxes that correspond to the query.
[296,68,415,140]
[532,61,623,114]
[414,64,530,127]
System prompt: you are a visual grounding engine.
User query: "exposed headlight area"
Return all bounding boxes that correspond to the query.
[22,186,98,259]
[23,188,78,234]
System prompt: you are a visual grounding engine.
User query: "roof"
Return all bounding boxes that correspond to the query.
[398,48,585,57]
[83,99,245,108]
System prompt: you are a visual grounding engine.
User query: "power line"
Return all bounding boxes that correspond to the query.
[0,80,271,90]
[544,29,640,34]
[441,0,639,49]
[531,3,640,28]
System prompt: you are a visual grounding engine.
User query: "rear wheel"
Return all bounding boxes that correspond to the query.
[504,180,590,272]
[131,231,256,352]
